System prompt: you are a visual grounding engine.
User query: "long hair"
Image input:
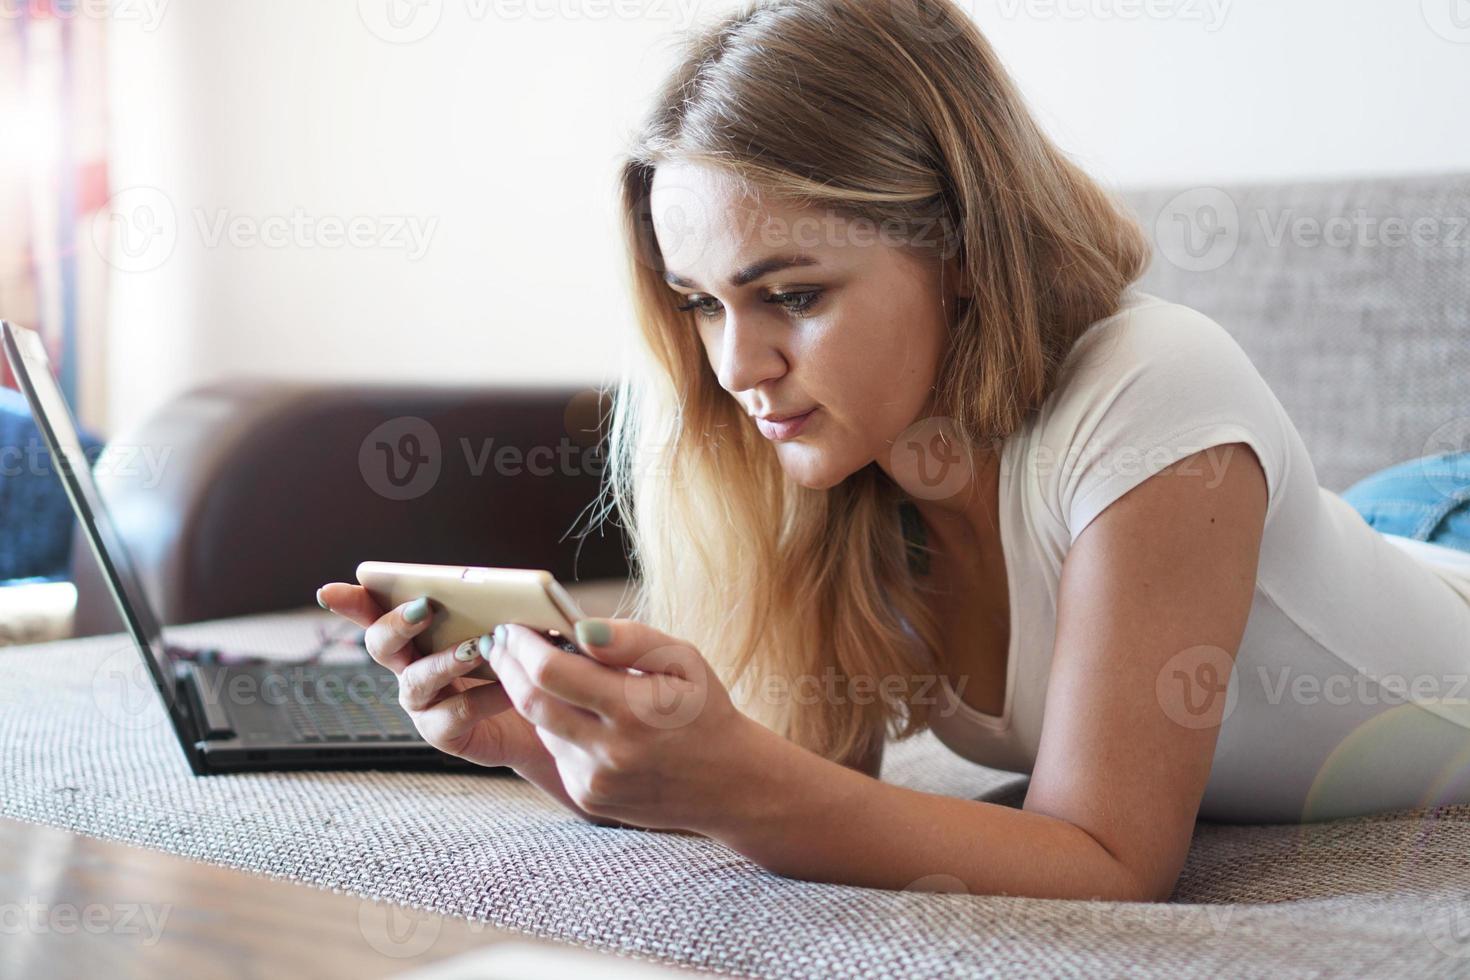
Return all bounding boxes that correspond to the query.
[595,0,1150,767]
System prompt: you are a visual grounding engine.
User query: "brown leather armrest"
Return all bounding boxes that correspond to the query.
[70,380,631,636]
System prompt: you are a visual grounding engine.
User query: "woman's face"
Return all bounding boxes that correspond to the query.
[650,161,962,491]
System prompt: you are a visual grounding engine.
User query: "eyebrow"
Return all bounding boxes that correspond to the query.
[662,254,821,290]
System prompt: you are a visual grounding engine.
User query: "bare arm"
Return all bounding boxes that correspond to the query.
[694,444,1268,900]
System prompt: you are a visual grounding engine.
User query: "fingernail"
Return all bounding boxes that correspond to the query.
[477,632,495,660]
[404,596,431,624]
[575,619,612,647]
[454,638,478,662]
[316,588,331,611]
[492,624,508,653]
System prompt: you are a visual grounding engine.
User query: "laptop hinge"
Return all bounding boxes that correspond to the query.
[180,663,237,740]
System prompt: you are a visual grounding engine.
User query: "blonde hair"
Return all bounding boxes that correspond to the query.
[595,0,1149,767]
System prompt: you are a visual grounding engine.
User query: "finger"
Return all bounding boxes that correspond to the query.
[572,618,705,679]
[316,582,382,628]
[362,596,437,675]
[413,682,514,750]
[497,624,627,719]
[492,633,601,742]
[398,634,499,711]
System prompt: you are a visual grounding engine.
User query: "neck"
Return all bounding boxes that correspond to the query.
[880,437,1004,555]
[925,449,1001,549]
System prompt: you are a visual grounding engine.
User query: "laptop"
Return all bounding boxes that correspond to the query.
[2,320,480,774]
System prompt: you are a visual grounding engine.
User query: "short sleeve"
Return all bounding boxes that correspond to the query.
[1045,302,1287,544]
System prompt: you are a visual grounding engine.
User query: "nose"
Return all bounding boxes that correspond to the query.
[713,312,787,395]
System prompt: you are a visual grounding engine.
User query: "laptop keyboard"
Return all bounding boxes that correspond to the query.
[167,641,421,743]
[281,667,417,742]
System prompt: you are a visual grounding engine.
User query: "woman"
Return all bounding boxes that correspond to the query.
[317,0,1470,901]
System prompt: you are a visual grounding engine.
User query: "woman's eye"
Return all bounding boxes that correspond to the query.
[674,295,723,318]
[673,289,822,320]
[766,290,822,316]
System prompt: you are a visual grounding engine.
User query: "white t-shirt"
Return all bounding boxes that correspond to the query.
[925,289,1470,823]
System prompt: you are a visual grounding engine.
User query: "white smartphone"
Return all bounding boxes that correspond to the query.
[355,561,590,679]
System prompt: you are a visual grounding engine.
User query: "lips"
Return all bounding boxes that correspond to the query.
[754,407,818,441]
[757,408,814,424]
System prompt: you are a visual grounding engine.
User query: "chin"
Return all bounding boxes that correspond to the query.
[776,445,857,491]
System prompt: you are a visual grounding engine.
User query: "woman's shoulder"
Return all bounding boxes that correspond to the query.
[1038,288,1281,429]
[1017,288,1293,541]
[1056,289,1256,390]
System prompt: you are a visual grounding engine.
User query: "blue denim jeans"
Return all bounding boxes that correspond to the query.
[1340,451,1470,554]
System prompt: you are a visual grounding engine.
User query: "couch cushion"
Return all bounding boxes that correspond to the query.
[1121,171,1470,492]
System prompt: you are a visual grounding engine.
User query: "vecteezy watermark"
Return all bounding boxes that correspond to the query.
[91,186,438,273]
[1422,891,1470,959]
[355,0,705,44]
[359,416,444,501]
[903,873,971,894]
[892,422,1248,506]
[194,208,437,261]
[1253,666,1470,715]
[0,899,172,945]
[460,436,609,480]
[355,899,508,959]
[92,644,172,733]
[1156,645,1239,730]
[1421,0,1470,43]
[622,643,710,730]
[995,898,1238,938]
[1156,649,1470,732]
[879,0,976,44]
[889,416,976,502]
[357,415,619,501]
[1153,187,1470,272]
[90,646,405,733]
[0,437,173,490]
[92,186,179,274]
[1418,416,1470,502]
[358,901,442,958]
[898,873,1238,933]
[0,0,170,30]
[1254,210,1470,251]
[1010,438,1244,491]
[739,668,974,717]
[645,178,716,282]
[187,666,403,712]
[644,178,963,279]
[992,0,1232,31]
[1153,187,1241,273]
[357,0,444,43]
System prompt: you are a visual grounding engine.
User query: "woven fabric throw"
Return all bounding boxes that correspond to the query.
[3,608,1469,978]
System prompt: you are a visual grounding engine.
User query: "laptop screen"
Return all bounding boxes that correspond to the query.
[1,321,192,737]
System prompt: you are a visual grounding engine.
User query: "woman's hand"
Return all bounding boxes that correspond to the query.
[314,583,610,824]
[487,618,768,835]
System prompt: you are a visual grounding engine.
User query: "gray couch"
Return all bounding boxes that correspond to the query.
[1123,170,1469,494]
[24,169,1470,977]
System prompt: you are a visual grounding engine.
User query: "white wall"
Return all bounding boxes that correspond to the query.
[973,0,1470,188]
[99,0,1470,436]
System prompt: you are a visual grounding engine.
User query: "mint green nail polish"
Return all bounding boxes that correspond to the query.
[404,596,431,624]
[492,624,508,650]
[575,619,611,647]
[316,588,330,611]
[478,632,494,659]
